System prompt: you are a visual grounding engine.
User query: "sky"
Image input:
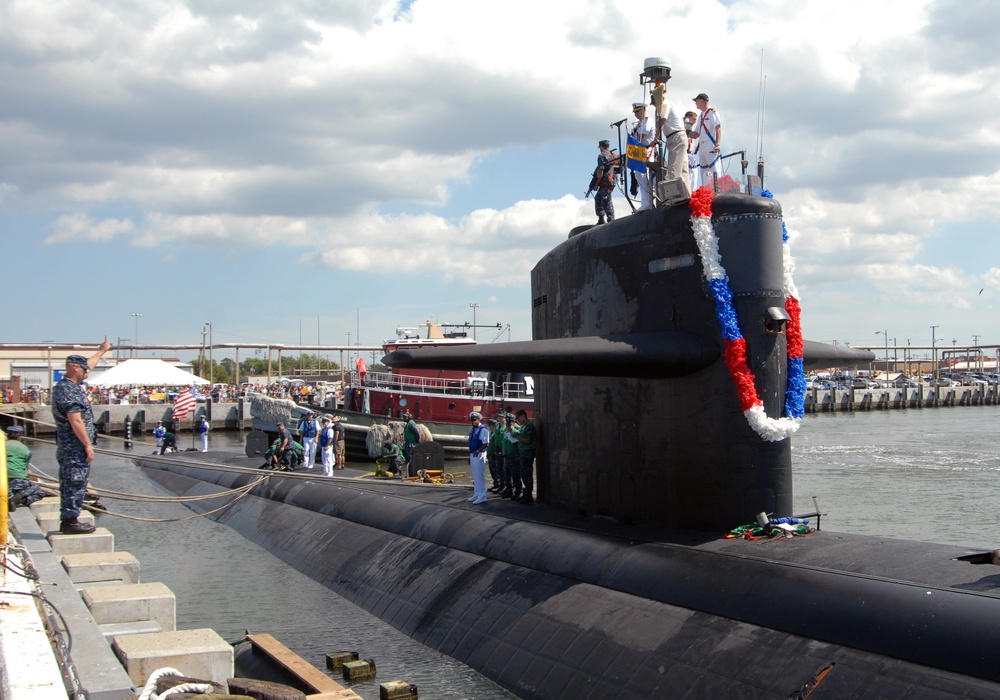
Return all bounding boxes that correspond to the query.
[3,0,1000,364]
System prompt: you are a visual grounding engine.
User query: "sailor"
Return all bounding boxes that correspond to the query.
[319,415,335,476]
[486,417,502,492]
[402,411,420,467]
[593,140,617,224]
[153,420,166,451]
[509,409,538,504]
[159,431,177,455]
[630,102,657,210]
[381,439,406,477]
[692,93,723,184]
[467,412,489,505]
[498,413,520,499]
[198,415,210,452]
[276,420,294,469]
[654,89,691,201]
[5,425,44,511]
[298,411,318,469]
[685,111,701,192]
[52,340,112,534]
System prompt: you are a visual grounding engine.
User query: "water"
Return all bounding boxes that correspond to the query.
[26,434,517,700]
[24,406,1000,697]
[792,405,1000,548]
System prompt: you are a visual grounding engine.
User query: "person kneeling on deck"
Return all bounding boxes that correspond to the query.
[381,440,406,477]
[158,431,177,454]
[274,421,300,469]
[5,425,44,511]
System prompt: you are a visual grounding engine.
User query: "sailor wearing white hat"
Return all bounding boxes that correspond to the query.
[468,412,489,504]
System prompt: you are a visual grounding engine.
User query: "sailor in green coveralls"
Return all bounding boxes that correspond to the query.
[6,425,44,510]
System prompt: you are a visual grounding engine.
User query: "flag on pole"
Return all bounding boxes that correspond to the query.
[172,386,197,422]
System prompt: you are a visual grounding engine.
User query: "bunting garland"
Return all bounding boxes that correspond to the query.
[689,187,804,442]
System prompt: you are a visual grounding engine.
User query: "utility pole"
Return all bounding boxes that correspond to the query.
[131,312,142,358]
[469,303,480,340]
[204,322,213,384]
[930,325,938,380]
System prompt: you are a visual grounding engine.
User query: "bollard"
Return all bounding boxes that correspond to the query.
[326,651,359,671]
[342,659,376,682]
[380,680,417,700]
[124,414,132,449]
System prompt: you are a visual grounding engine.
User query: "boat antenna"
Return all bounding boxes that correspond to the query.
[755,50,767,188]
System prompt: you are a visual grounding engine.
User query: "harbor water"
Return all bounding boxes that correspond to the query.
[792,404,1000,548]
[23,404,1000,698]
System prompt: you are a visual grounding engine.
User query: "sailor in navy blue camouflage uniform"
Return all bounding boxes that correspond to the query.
[594,140,617,224]
[52,340,111,534]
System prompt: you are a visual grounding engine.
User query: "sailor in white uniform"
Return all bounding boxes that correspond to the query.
[630,102,657,210]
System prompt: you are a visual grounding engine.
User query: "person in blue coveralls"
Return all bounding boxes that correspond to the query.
[52,339,112,534]
[467,412,490,505]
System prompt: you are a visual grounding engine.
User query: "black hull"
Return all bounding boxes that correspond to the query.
[140,458,1000,699]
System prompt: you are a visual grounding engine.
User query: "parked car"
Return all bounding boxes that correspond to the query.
[929,377,959,387]
[892,378,919,388]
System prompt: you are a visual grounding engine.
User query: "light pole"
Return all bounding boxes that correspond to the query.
[930,325,938,380]
[469,303,480,340]
[204,322,213,384]
[131,312,142,358]
[875,330,888,386]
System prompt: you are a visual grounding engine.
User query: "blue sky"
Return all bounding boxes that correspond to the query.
[3,0,1000,363]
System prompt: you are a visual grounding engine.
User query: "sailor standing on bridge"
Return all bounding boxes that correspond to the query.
[629,102,657,211]
[692,93,723,183]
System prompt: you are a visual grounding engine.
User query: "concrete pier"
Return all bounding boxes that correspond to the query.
[803,383,1000,412]
[5,497,233,699]
[61,551,141,587]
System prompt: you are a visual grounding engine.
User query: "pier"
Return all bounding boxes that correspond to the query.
[803,383,1000,413]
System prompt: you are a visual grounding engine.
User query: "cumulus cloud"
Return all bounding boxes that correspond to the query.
[3,0,1000,345]
[44,213,134,244]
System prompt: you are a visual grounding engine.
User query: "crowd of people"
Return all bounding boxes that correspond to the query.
[1,379,349,408]
[466,409,537,506]
[261,411,346,476]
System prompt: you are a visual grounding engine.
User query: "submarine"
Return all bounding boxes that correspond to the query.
[139,187,1000,698]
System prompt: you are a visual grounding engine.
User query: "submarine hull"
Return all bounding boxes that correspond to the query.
[140,459,1000,700]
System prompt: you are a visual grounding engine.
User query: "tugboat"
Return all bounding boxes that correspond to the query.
[343,322,534,424]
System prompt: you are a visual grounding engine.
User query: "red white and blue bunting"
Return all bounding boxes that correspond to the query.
[689,187,805,442]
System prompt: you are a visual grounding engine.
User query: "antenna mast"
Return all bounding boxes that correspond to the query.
[756,50,767,188]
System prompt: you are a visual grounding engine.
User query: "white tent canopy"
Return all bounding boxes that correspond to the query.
[88,359,210,387]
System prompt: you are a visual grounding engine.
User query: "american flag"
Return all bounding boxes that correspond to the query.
[172,386,197,422]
